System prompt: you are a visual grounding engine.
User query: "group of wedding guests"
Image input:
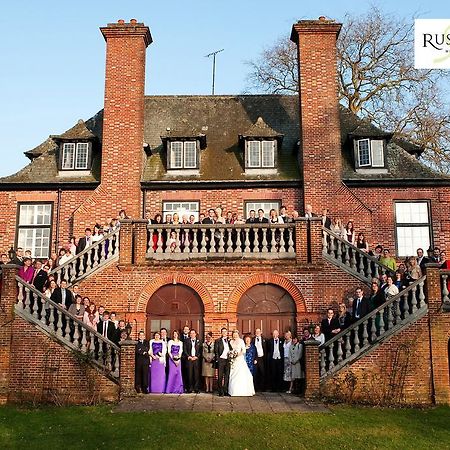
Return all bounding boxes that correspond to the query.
[134,326,311,396]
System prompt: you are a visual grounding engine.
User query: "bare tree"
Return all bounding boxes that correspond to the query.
[246,6,450,173]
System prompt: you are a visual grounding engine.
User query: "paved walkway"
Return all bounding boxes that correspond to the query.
[115,392,329,414]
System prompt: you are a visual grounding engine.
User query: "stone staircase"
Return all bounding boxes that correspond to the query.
[15,277,120,383]
[48,228,120,286]
[320,226,429,381]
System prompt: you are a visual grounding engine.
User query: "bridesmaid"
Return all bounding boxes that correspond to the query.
[202,332,215,393]
[149,331,167,393]
[165,330,184,394]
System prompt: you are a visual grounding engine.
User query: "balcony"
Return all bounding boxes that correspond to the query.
[146,223,296,260]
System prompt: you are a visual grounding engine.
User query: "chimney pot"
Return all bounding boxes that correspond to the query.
[118,19,125,24]
[319,16,326,21]
[130,19,137,25]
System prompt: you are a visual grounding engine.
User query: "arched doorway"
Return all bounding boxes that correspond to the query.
[146,284,204,338]
[237,284,297,337]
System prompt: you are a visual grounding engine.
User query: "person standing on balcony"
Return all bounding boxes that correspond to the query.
[76,228,92,253]
[352,288,370,322]
[321,308,341,342]
[344,221,356,245]
[416,248,429,270]
[18,257,34,284]
[321,208,332,229]
[379,249,397,272]
[304,204,316,219]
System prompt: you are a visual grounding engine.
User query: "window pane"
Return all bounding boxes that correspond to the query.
[62,143,75,169]
[245,201,280,218]
[183,142,197,168]
[397,226,430,257]
[163,201,199,222]
[371,140,384,167]
[261,141,275,167]
[395,202,429,224]
[19,204,52,225]
[75,143,89,169]
[357,140,370,166]
[170,142,183,168]
[248,141,261,167]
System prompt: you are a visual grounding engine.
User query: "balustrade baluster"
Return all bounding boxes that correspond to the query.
[105,345,112,371]
[288,228,295,254]
[418,281,425,309]
[174,230,181,253]
[329,235,336,256]
[269,226,276,253]
[327,346,335,371]
[394,298,402,324]
[100,240,106,263]
[387,303,394,330]
[86,251,92,272]
[73,324,80,347]
[370,318,377,342]
[344,246,350,267]
[70,259,77,283]
[358,253,365,275]
[78,255,85,275]
[156,229,163,253]
[442,275,449,304]
[320,349,326,376]
[56,309,63,338]
[335,237,342,260]
[24,287,31,314]
[92,245,99,268]
[200,228,207,253]
[261,228,268,253]
[362,321,368,347]
[47,304,55,331]
[32,291,39,318]
[41,299,48,326]
[226,226,233,253]
[379,308,385,335]
[336,339,343,363]
[242,227,249,253]
[402,293,410,319]
[350,250,357,271]
[410,284,418,313]
[344,334,351,359]
[191,228,199,255]
[81,328,87,352]
[322,230,328,254]
[353,328,360,352]
[65,317,71,338]
[17,281,24,307]
[218,227,225,253]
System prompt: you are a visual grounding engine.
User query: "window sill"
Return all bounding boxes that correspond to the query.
[355,168,388,175]
[58,170,91,177]
[245,168,278,176]
[166,169,200,177]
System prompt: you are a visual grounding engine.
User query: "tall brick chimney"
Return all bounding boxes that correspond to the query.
[73,20,152,231]
[291,17,342,214]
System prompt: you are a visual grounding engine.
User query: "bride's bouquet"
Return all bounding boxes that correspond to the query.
[227,349,238,367]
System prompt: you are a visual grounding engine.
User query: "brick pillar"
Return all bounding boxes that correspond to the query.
[0,265,19,404]
[291,17,342,213]
[309,218,324,266]
[119,339,137,398]
[119,220,133,265]
[133,220,148,264]
[303,339,320,401]
[424,264,450,404]
[295,219,308,264]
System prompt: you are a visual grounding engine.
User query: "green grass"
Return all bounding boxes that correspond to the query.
[1,404,449,449]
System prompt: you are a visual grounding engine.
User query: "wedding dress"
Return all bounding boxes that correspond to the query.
[228,338,255,397]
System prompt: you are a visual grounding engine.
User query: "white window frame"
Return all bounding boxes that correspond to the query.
[162,201,200,222]
[394,201,432,258]
[16,203,53,258]
[356,139,385,168]
[61,142,90,170]
[245,200,281,219]
[169,141,198,170]
[246,140,276,168]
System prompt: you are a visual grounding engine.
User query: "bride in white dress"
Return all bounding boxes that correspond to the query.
[228,330,255,397]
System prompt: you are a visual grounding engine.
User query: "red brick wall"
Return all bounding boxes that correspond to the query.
[144,187,302,219]
[8,317,119,404]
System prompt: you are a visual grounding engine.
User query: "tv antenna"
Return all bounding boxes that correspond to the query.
[205,48,224,95]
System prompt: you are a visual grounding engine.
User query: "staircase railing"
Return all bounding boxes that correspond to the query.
[15,276,120,382]
[440,269,450,312]
[319,275,427,379]
[147,223,296,260]
[48,228,120,284]
[322,227,394,283]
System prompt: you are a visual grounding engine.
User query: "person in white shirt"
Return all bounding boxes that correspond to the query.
[252,328,266,391]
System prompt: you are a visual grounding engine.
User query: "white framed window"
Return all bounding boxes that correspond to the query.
[245,201,281,219]
[169,141,198,169]
[61,142,90,170]
[246,140,276,168]
[356,139,385,168]
[162,201,200,222]
[16,203,53,258]
[395,201,431,257]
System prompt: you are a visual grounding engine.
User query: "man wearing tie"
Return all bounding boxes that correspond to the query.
[352,288,370,323]
[96,310,117,364]
[320,308,341,342]
[76,228,93,253]
[50,280,74,333]
[214,327,231,396]
[267,329,284,392]
[252,328,266,391]
[135,331,150,394]
[180,325,190,390]
[183,329,202,393]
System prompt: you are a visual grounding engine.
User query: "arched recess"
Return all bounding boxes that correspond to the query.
[136,273,214,314]
[228,273,306,314]
[146,284,204,338]
[237,283,297,336]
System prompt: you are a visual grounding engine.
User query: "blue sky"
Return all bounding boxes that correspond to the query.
[0,0,449,177]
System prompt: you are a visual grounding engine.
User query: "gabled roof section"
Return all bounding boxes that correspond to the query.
[24,137,58,160]
[239,116,284,139]
[51,119,97,141]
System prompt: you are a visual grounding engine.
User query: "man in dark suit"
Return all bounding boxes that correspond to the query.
[135,331,150,394]
[97,310,117,341]
[352,287,370,322]
[256,208,269,223]
[32,260,48,293]
[304,204,318,219]
[76,228,93,253]
[214,327,231,396]
[245,210,257,250]
[416,248,429,270]
[266,329,284,392]
[180,325,190,390]
[183,329,202,393]
[321,308,341,342]
[252,328,267,391]
[245,210,257,223]
[51,280,74,309]
[321,208,332,229]
[9,247,25,266]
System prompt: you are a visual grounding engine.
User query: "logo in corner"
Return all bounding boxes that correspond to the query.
[415,19,450,69]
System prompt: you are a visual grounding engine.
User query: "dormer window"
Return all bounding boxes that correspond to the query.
[355,139,385,169]
[61,142,91,170]
[169,141,198,169]
[246,140,276,168]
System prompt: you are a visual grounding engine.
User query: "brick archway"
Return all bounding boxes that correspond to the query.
[227,273,306,314]
[137,273,214,314]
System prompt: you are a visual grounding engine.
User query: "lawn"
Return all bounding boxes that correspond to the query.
[1,404,449,449]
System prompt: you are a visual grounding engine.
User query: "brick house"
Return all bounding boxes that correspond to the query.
[0,17,449,405]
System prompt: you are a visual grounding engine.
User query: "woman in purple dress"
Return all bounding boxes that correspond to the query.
[165,330,184,394]
[149,331,167,393]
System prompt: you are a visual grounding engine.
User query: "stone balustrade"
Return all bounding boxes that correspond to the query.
[319,276,427,378]
[15,276,120,379]
[440,270,450,312]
